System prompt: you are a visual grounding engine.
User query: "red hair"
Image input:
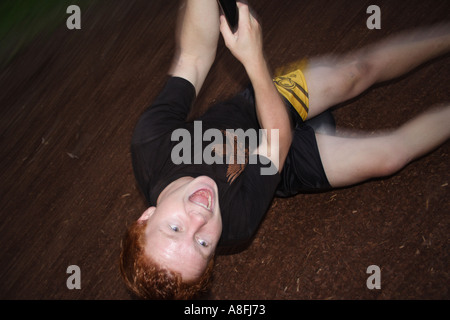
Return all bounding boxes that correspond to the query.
[119,219,214,299]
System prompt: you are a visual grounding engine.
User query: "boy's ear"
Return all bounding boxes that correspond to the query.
[137,207,156,222]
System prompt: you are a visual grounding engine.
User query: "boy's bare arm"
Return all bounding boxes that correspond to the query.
[169,0,220,95]
[220,3,292,171]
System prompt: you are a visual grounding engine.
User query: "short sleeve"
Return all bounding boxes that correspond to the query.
[131,77,196,145]
[130,77,196,205]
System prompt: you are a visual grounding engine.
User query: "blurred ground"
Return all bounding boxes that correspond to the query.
[0,0,448,300]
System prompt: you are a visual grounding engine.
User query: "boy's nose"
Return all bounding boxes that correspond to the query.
[188,210,208,228]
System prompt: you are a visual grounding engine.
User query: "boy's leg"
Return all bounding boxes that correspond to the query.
[304,23,450,118]
[316,105,450,187]
[169,0,220,95]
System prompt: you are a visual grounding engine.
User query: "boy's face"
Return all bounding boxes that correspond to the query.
[138,176,222,281]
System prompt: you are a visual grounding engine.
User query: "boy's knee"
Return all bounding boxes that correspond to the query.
[374,137,409,177]
[332,54,375,100]
[342,55,374,96]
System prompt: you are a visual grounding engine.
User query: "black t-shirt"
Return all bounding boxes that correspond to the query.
[131,77,280,248]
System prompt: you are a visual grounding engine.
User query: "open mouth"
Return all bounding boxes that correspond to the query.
[189,188,213,212]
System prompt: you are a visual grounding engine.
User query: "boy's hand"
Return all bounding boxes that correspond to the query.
[220,2,264,71]
[220,3,292,172]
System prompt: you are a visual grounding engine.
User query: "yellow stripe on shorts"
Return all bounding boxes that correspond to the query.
[273,68,309,121]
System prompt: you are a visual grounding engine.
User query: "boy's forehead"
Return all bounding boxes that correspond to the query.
[144,230,207,281]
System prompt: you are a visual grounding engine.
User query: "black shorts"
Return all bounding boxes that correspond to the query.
[275,123,331,197]
[237,85,331,197]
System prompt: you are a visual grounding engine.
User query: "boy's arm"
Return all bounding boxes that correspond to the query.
[220,3,292,171]
[169,0,220,96]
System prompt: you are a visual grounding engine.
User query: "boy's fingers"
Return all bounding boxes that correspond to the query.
[219,14,233,40]
[236,2,250,23]
[236,2,259,29]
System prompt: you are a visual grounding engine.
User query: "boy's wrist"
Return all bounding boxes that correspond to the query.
[243,53,269,81]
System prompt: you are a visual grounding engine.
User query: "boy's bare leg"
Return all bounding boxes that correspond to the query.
[316,105,450,187]
[304,22,450,118]
[299,23,450,187]
[169,0,220,95]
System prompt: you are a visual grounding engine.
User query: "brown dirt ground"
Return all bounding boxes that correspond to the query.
[0,0,448,300]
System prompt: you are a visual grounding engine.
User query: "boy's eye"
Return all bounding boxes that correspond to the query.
[197,239,208,247]
[170,225,180,232]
